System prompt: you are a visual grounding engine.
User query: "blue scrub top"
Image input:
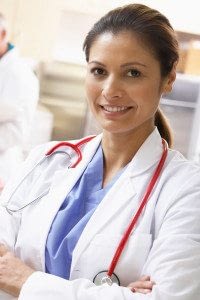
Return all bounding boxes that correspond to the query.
[45,145,126,279]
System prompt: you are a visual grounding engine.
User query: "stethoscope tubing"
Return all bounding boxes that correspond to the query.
[3,136,95,214]
[5,190,49,214]
[3,135,168,286]
[106,139,168,278]
[3,156,46,215]
[46,136,95,168]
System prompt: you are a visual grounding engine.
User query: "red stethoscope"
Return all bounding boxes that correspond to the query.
[93,138,168,286]
[46,135,96,168]
[47,137,168,286]
[4,135,168,287]
[4,136,96,214]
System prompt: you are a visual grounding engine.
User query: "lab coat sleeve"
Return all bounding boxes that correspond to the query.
[18,173,200,300]
[139,172,200,299]
[0,148,35,299]
[0,70,39,152]
[20,272,135,300]
[0,143,52,249]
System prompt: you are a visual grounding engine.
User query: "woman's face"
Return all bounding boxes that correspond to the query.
[85,31,174,136]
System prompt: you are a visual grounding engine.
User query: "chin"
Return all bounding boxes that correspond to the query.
[102,124,134,135]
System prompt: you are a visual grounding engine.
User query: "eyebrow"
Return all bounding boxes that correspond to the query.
[88,60,147,68]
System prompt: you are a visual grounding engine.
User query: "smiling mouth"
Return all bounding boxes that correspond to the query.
[101,105,131,112]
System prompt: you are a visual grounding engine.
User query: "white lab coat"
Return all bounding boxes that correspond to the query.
[0,128,200,300]
[0,47,39,184]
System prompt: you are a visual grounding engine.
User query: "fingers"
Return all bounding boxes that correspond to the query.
[0,244,9,256]
[129,287,153,294]
[140,275,151,281]
[0,246,35,297]
[127,275,155,294]
[128,280,154,289]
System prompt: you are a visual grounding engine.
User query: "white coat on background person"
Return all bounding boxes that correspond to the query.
[0,3,200,300]
[0,13,39,188]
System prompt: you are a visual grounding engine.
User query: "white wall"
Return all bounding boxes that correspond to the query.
[1,0,61,60]
[1,0,200,62]
[59,0,200,34]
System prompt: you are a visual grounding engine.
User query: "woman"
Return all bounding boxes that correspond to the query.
[0,3,200,299]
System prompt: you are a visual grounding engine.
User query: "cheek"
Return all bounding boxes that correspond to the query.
[85,77,92,99]
[128,82,161,114]
[142,79,162,99]
[85,78,101,103]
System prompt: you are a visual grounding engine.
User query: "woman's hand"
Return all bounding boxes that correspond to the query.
[0,244,35,297]
[0,244,155,297]
[127,275,155,294]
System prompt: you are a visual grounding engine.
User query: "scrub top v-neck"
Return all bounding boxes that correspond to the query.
[45,144,127,279]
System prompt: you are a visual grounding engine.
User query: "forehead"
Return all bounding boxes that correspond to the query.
[88,31,159,67]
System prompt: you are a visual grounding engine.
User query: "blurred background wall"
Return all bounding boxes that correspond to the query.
[2,0,200,61]
[1,0,200,160]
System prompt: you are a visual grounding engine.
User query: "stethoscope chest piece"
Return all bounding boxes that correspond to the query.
[93,271,120,286]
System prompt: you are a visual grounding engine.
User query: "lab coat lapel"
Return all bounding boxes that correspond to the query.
[48,135,103,199]
[128,128,164,177]
[71,128,164,273]
[71,170,137,273]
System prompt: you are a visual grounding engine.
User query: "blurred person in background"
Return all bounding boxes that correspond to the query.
[0,12,39,191]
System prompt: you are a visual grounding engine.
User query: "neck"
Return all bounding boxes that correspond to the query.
[101,122,155,186]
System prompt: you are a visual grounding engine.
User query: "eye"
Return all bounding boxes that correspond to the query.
[90,67,106,76]
[127,69,141,77]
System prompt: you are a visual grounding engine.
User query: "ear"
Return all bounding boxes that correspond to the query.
[162,63,177,94]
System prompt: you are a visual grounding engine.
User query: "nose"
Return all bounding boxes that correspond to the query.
[102,76,123,100]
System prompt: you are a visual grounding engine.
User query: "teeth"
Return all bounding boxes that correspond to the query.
[103,106,128,112]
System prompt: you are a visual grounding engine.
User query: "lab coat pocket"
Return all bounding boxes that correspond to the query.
[76,233,152,286]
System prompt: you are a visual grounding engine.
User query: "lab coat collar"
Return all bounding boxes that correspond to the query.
[87,128,164,177]
[0,47,19,66]
[127,127,164,176]
[41,134,103,203]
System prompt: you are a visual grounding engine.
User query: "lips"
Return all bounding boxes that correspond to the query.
[101,105,131,112]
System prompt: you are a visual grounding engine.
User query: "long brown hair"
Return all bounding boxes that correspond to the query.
[155,108,173,147]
